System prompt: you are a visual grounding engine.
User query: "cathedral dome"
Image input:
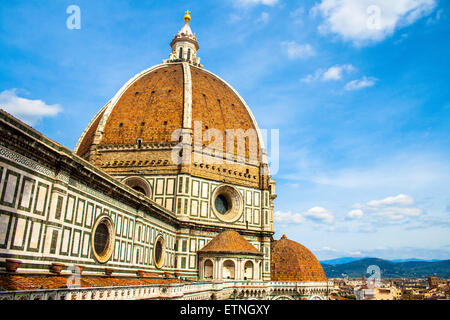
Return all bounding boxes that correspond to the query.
[75,63,261,160]
[74,13,270,190]
[271,235,327,282]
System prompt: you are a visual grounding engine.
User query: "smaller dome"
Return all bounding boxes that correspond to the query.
[198,230,263,256]
[271,235,327,282]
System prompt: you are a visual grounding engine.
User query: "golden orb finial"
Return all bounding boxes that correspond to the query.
[184,10,191,23]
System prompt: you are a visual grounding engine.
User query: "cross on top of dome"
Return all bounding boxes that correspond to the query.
[184,10,191,23]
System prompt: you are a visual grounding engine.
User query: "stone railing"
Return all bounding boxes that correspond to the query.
[0,280,329,300]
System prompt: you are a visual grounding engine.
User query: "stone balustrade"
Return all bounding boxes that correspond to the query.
[0,280,329,300]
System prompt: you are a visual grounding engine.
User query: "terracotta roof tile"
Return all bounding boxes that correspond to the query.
[0,274,183,292]
[197,230,263,255]
[76,63,261,163]
[76,108,105,158]
[271,235,327,282]
[101,64,184,145]
[191,66,259,160]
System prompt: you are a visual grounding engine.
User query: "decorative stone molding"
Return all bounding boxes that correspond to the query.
[153,235,166,269]
[91,215,115,264]
[211,185,243,223]
[0,145,55,178]
[0,281,329,300]
[122,176,152,197]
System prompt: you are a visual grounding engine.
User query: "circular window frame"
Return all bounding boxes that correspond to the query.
[122,176,152,198]
[91,215,115,264]
[153,235,166,269]
[211,185,243,223]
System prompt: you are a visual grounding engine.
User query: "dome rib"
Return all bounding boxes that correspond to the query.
[74,102,109,157]
[100,64,184,145]
[190,65,267,162]
[92,63,169,148]
[74,61,271,182]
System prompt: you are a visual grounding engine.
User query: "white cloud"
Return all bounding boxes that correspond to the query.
[426,8,444,25]
[256,12,270,23]
[324,195,421,225]
[357,224,376,233]
[345,76,378,90]
[302,64,355,82]
[290,7,305,25]
[274,206,334,224]
[313,247,365,259]
[291,153,448,190]
[367,194,415,207]
[303,206,335,224]
[323,64,356,80]
[229,13,243,24]
[315,246,338,252]
[373,206,422,220]
[281,41,316,59]
[0,89,62,125]
[347,209,364,219]
[364,194,422,221]
[351,203,364,209]
[301,69,324,83]
[274,210,305,224]
[311,0,437,46]
[234,0,279,7]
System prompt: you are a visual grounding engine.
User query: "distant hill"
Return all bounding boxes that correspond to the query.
[321,258,450,278]
[389,258,441,263]
[320,257,442,265]
[320,257,369,265]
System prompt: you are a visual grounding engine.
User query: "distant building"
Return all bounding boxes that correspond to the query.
[428,276,439,288]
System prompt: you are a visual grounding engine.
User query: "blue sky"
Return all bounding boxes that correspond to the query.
[1,0,449,260]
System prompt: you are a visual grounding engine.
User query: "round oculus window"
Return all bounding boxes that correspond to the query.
[153,235,165,269]
[91,216,115,264]
[211,185,243,223]
[214,194,230,215]
[94,223,109,256]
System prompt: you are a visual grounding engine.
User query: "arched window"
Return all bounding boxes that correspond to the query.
[204,259,214,279]
[132,185,146,195]
[122,176,152,197]
[187,48,191,61]
[179,47,183,59]
[222,260,235,280]
[244,261,254,280]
